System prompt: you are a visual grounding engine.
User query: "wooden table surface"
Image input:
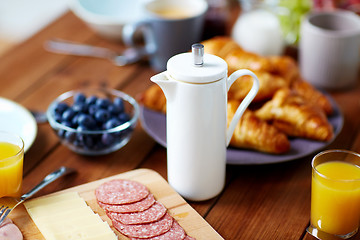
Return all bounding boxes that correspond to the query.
[1,7,360,240]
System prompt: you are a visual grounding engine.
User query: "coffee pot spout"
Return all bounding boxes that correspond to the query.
[150,71,177,102]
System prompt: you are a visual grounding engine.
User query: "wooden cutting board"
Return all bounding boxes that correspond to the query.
[10,168,224,240]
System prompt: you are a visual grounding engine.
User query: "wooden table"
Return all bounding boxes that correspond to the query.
[1,7,360,240]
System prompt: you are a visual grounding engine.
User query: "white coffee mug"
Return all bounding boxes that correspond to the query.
[299,10,360,90]
[122,0,208,72]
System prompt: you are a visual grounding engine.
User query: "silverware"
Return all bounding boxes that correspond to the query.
[0,166,76,225]
[44,39,149,66]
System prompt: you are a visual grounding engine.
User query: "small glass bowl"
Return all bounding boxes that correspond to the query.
[47,88,139,156]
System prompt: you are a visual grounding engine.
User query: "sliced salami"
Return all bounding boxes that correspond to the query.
[131,221,186,240]
[113,213,173,239]
[95,179,149,204]
[108,201,167,225]
[98,193,156,213]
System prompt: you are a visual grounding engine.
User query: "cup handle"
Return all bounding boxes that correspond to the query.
[226,69,259,146]
[122,21,157,57]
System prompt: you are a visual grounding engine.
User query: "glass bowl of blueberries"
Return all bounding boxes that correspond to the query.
[46,87,139,155]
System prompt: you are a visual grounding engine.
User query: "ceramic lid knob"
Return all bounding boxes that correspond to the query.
[192,43,204,66]
[166,44,227,84]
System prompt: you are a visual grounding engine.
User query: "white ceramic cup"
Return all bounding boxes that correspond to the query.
[122,0,208,72]
[299,10,360,90]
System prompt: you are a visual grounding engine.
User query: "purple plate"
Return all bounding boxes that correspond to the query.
[139,96,343,165]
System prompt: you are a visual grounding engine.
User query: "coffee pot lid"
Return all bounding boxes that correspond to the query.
[166,44,228,83]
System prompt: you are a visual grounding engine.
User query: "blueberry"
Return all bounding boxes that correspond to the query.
[96,98,111,109]
[62,108,75,122]
[64,131,76,142]
[77,114,96,128]
[94,109,111,123]
[88,104,98,116]
[82,135,96,149]
[118,113,130,123]
[71,114,80,127]
[57,129,66,138]
[104,118,121,129]
[62,121,73,128]
[54,113,62,123]
[77,125,89,132]
[108,104,122,115]
[54,102,69,115]
[101,133,115,146]
[86,95,97,105]
[72,102,87,113]
[74,93,86,104]
[114,97,124,112]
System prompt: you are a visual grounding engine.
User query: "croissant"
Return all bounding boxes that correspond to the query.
[267,56,300,85]
[255,88,334,141]
[228,100,290,154]
[138,84,166,113]
[202,36,274,74]
[225,49,275,74]
[290,78,333,115]
[201,36,243,59]
[228,70,290,103]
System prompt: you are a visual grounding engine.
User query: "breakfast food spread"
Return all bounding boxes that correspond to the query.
[96,179,196,239]
[139,36,335,154]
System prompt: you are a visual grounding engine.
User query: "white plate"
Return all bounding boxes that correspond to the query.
[0,97,37,152]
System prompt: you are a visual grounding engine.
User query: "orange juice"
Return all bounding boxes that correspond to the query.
[0,141,23,197]
[311,161,360,236]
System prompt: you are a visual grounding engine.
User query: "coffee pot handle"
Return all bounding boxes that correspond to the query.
[226,69,259,146]
[122,21,157,57]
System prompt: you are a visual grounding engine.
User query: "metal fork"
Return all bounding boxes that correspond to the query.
[44,38,150,66]
[0,166,76,225]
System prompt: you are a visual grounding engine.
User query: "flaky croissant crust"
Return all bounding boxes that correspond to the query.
[255,88,334,141]
[228,100,290,154]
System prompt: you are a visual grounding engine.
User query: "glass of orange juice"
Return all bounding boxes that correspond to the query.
[0,131,24,198]
[307,149,360,239]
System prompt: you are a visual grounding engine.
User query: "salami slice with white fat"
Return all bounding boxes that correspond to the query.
[95,179,149,204]
[108,201,167,225]
[113,213,173,239]
[98,193,156,213]
[131,221,186,240]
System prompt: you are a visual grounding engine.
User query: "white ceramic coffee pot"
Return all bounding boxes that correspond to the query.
[151,44,259,201]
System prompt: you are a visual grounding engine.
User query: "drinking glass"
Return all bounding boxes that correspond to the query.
[0,131,24,198]
[307,149,360,239]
